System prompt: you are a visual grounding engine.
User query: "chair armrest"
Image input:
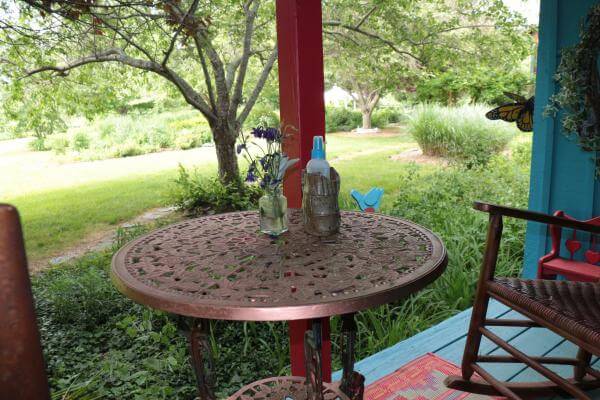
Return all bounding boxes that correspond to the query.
[474,202,600,235]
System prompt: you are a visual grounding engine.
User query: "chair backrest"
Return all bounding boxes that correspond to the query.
[0,204,50,399]
[550,210,600,263]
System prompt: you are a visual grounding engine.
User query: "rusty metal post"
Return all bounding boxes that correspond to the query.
[0,204,50,399]
[189,318,216,400]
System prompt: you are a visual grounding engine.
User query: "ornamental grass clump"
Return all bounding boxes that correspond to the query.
[409,104,515,166]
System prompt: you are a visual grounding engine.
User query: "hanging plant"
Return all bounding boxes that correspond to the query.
[546,4,600,176]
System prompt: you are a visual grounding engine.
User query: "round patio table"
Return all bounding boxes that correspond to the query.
[111,210,447,400]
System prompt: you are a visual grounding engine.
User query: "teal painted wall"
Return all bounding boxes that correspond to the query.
[523,0,600,277]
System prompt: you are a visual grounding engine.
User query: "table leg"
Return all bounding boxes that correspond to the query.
[188,318,216,400]
[305,320,324,400]
[290,318,331,381]
[339,314,365,400]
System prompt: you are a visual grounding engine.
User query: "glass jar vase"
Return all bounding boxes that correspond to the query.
[259,189,288,236]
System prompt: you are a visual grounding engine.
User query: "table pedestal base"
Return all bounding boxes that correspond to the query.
[187,318,216,400]
[339,314,364,400]
[227,376,346,400]
[184,316,364,400]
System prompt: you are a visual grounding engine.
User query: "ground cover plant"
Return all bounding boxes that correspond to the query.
[44,108,212,161]
[409,104,517,166]
[33,145,531,399]
[171,165,264,216]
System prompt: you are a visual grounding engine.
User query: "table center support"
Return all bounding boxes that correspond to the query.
[340,314,365,400]
[275,0,330,379]
[188,318,216,400]
[290,319,332,381]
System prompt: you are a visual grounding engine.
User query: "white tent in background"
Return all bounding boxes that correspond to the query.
[324,85,354,108]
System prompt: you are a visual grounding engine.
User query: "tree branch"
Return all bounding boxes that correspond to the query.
[196,46,217,114]
[26,48,216,120]
[230,0,260,120]
[237,45,277,126]
[355,6,377,30]
[162,0,200,67]
[193,34,229,116]
[323,20,424,65]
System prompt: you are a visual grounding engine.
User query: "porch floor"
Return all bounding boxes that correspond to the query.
[333,300,600,399]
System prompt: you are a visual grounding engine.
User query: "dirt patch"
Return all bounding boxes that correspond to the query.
[29,206,179,273]
[390,148,448,166]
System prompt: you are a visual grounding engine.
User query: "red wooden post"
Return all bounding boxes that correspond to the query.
[275,0,332,382]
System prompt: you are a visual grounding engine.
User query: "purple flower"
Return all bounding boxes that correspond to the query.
[245,169,256,182]
[263,127,279,142]
[236,143,246,154]
[252,127,265,138]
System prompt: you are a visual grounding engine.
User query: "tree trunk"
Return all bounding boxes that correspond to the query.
[361,110,373,129]
[352,87,380,130]
[212,128,240,185]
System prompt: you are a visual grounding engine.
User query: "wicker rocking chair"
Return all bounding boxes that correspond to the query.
[445,202,600,400]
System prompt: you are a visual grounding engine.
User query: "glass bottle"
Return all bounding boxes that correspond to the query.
[259,188,288,236]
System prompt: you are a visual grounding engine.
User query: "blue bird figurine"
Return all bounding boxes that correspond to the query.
[351,188,384,213]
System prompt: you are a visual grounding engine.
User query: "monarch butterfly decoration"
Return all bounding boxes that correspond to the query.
[485,92,534,132]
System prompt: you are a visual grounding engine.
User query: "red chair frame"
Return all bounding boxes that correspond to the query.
[538,211,600,282]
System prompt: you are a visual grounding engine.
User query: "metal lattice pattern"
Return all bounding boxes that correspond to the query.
[113,210,446,320]
[227,377,348,400]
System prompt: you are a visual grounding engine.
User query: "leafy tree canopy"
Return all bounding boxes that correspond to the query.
[0,0,278,183]
[323,0,534,119]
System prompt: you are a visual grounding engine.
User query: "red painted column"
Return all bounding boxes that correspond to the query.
[275,0,331,382]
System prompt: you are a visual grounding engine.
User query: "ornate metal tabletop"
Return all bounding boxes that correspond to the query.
[111,210,447,321]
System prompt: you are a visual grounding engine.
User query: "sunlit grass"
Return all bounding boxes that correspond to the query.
[6,125,531,264]
[8,164,213,262]
[6,130,411,261]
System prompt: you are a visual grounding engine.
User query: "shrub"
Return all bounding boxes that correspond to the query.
[512,141,532,167]
[344,158,531,355]
[148,128,175,149]
[112,142,145,158]
[409,104,515,166]
[371,108,403,128]
[47,133,70,155]
[194,127,212,145]
[72,131,91,151]
[171,165,263,215]
[35,254,130,329]
[33,252,198,399]
[128,100,156,114]
[174,129,213,150]
[174,131,200,150]
[28,136,48,151]
[325,106,362,132]
[167,116,206,132]
[99,121,116,139]
[244,103,280,129]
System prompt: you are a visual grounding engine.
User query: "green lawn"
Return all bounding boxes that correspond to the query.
[10,172,174,260]
[6,162,215,263]
[4,127,528,266]
[7,131,414,263]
